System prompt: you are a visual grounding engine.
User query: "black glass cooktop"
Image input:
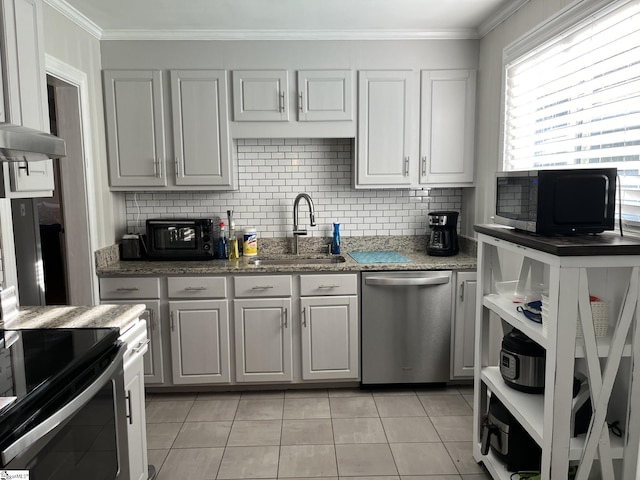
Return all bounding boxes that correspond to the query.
[0,327,120,450]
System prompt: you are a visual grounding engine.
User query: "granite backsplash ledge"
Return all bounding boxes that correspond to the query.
[95,234,477,267]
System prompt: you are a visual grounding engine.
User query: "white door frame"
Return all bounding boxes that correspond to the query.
[45,54,99,305]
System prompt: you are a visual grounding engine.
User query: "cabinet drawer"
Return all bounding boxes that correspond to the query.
[120,319,149,370]
[234,275,292,297]
[100,277,160,299]
[300,274,358,296]
[168,277,227,298]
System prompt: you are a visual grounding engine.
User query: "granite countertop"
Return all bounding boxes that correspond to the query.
[97,251,477,276]
[5,304,146,332]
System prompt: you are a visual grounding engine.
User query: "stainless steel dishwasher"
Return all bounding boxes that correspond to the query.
[361,271,452,384]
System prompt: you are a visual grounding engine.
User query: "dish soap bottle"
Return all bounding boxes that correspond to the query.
[331,222,341,254]
[229,221,239,260]
[217,221,228,260]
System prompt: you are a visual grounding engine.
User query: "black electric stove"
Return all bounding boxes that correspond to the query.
[0,327,121,453]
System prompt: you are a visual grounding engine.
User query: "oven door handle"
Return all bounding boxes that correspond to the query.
[364,276,450,287]
[1,344,126,465]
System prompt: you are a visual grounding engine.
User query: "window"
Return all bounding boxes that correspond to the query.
[502,0,640,224]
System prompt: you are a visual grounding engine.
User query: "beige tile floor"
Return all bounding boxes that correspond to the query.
[145,386,491,480]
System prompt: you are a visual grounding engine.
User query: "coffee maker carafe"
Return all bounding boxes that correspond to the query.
[427,211,459,256]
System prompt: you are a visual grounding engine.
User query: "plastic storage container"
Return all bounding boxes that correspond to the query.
[243,228,258,256]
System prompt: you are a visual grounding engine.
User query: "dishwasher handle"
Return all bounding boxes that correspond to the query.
[364,275,450,287]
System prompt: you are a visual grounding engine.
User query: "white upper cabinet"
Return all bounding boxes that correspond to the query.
[171,70,232,187]
[356,70,414,188]
[355,69,476,189]
[230,69,355,138]
[297,70,353,122]
[103,70,167,188]
[419,69,476,186]
[0,0,54,197]
[103,69,235,191]
[232,70,289,122]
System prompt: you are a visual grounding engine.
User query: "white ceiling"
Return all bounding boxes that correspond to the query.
[45,0,523,40]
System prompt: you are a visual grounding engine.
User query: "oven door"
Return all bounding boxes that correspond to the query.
[2,345,130,480]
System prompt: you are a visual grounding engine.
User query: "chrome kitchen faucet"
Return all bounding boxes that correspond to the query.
[292,193,316,254]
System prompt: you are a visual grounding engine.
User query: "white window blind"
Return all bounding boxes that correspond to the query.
[503,0,640,222]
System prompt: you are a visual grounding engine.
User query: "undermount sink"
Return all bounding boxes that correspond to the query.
[248,256,346,266]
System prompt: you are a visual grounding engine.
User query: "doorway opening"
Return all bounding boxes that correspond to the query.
[12,68,96,306]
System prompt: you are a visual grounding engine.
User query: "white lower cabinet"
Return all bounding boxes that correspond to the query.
[234,298,293,382]
[120,320,149,480]
[99,277,165,385]
[300,296,358,380]
[451,271,477,379]
[169,299,231,384]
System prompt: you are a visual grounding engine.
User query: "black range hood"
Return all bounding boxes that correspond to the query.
[0,124,66,162]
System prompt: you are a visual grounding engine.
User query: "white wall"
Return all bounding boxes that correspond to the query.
[41,4,122,248]
[463,0,577,236]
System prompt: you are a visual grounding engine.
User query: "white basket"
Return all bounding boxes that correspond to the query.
[578,301,609,338]
[540,295,608,338]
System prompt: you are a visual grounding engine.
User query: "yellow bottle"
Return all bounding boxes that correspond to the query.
[229,222,239,260]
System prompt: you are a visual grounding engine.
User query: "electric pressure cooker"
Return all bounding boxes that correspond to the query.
[500,329,546,393]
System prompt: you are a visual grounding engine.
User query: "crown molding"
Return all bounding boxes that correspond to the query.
[99,28,481,41]
[477,0,530,38]
[43,0,103,39]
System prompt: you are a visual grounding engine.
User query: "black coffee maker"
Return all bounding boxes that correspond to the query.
[427,211,459,256]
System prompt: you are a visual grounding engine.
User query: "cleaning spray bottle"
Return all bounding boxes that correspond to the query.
[331,222,341,255]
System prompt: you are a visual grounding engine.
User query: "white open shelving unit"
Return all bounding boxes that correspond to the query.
[473,225,640,480]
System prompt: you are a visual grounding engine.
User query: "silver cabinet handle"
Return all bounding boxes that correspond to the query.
[279,91,285,112]
[459,281,465,301]
[116,287,139,292]
[153,157,157,177]
[298,92,303,112]
[175,157,180,177]
[319,284,340,289]
[156,157,162,178]
[185,286,207,291]
[283,308,288,328]
[133,339,151,353]
[404,156,410,176]
[18,162,30,176]
[126,390,133,425]
[365,276,450,287]
[422,156,427,176]
[1,345,126,465]
[170,311,175,331]
[252,285,274,290]
[302,307,306,327]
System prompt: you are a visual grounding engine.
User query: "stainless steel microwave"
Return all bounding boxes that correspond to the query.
[146,218,215,260]
[494,168,617,235]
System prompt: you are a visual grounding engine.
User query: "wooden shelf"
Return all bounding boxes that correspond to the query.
[475,447,514,480]
[483,294,547,348]
[481,366,544,446]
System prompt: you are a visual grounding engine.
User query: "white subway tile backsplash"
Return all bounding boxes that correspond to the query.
[124,139,462,237]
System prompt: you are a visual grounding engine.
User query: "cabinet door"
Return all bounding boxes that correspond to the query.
[124,352,148,480]
[0,0,54,196]
[420,70,476,186]
[297,70,353,122]
[357,70,414,187]
[171,70,233,188]
[169,300,230,384]
[103,70,167,188]
[234,298,293,382]
[103,299,164,385]
[141,300,164,384]
[451,271,476,379]
[232,70,289,121]
[300,296,359,380]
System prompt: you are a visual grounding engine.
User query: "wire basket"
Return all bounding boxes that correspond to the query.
[541,296,608,338]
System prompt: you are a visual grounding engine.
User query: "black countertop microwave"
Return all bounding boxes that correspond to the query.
[146,218,215,260]
[494,168,617,235]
